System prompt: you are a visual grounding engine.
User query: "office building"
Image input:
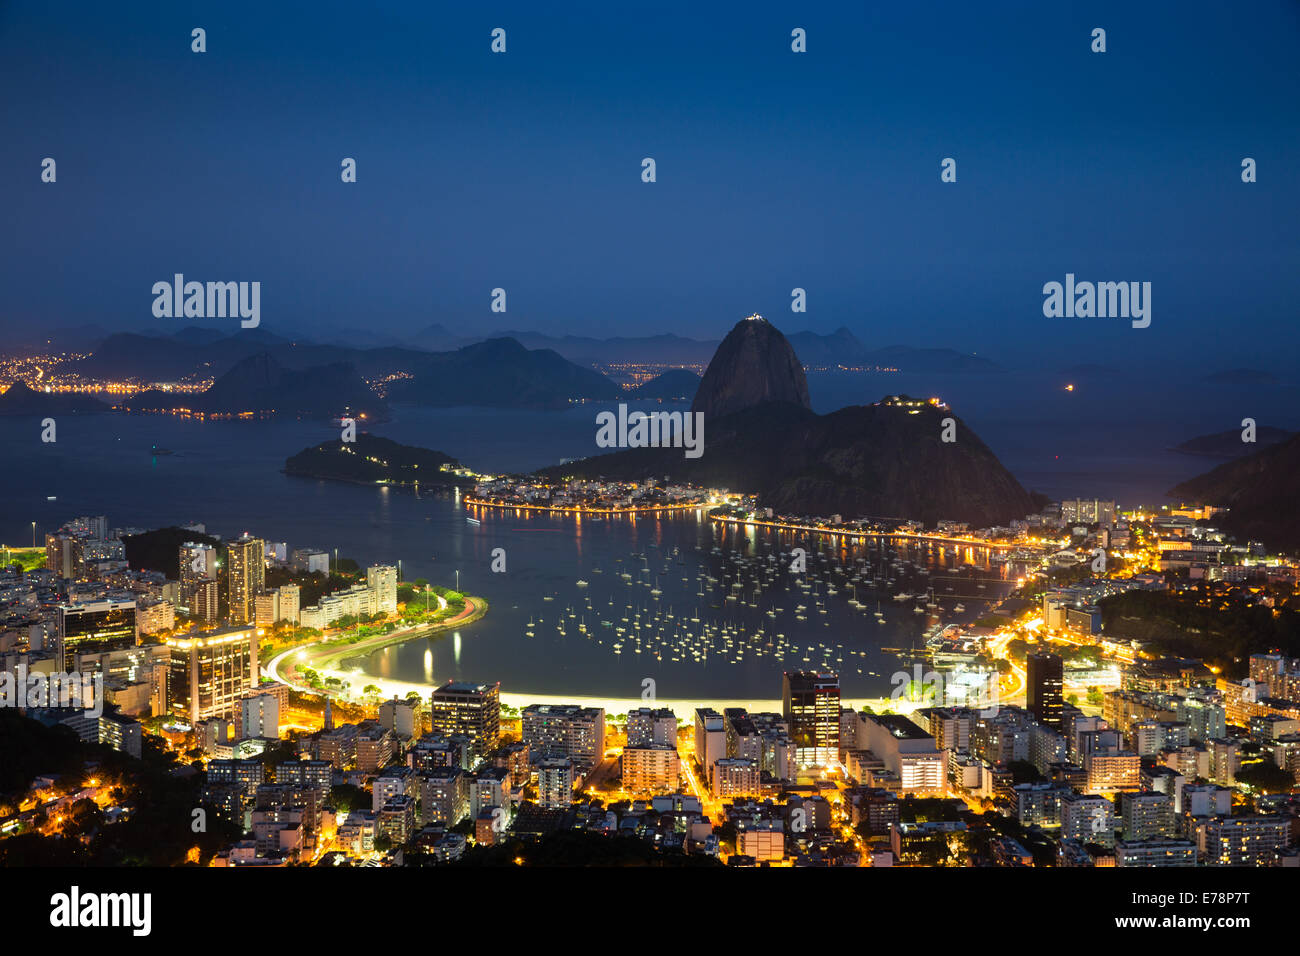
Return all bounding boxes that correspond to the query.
[782,671,840,767]
[430,681,500,760]
[857,713,946,793]
[56,598,138,670]
[166,626,259,724]
[1026,652,1064,730]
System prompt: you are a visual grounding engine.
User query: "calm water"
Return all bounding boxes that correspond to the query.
[1,369,1292,697]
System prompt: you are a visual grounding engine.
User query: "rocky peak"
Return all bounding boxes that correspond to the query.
[690,314,811,419]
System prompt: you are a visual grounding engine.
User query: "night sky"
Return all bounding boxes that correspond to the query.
[3,0,1298,369]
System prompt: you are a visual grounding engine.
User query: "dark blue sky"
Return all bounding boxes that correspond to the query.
[3,0,1298,369]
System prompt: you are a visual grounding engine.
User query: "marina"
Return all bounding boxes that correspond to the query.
[361,503,1028,699]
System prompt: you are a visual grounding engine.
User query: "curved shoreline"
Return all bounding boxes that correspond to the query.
[274,595,488,692]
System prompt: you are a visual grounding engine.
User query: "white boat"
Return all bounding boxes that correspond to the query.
[576,579,589,587]
[465,516,480,526]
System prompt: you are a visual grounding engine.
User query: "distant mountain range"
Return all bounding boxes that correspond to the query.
[1203,368,1280,385]
[385,337,622,409]
[61,324,1003,417]
[1169,432,1300,551]
[123,353,389,421]
[479,326,1000,372]
[74,330,621,412]
[543,317,1038,526]
[630,369,702,401]
[68,325,1006,384]
[481,330,715,366]
[1172,426,1294,459]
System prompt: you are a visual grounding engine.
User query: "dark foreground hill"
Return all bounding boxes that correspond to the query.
[0,382,109,415]
[285,433,473,487]
[545,315,1037,525]
[1169,432,1300,551]
[122,527,222,579]
[541,397,1039,526]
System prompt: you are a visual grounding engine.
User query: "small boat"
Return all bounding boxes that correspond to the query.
[576,579,589,588]
[465,517,481,526]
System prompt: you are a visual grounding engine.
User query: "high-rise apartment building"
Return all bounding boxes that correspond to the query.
[366,565,398,615]
[521,704,605,770]
[536,756,575,809]
[240,692,280,739]
[626,706,677,748]
[226,535,265,625]
[179,542,217,599]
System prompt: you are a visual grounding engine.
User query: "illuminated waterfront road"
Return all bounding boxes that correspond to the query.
[708,514,1019,550]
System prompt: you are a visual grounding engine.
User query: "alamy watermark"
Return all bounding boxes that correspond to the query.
[50,886,151,936]
[595,403,704,459]
[890,664,999,717]
[0,666,104,718]
[1042,273,1150,328]
[151,274,260,328]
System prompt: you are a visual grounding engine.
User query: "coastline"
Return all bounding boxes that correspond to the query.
[276,594,488,685]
